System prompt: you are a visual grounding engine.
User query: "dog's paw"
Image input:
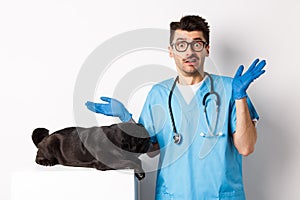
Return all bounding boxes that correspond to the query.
[36,158,50,166]
[134,172,145,180]
[36,158,57,166]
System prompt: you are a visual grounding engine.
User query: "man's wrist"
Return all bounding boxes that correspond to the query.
[120,112,133,122]
[233,91,247,100]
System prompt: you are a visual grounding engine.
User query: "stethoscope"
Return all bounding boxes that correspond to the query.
[168,72,223,144]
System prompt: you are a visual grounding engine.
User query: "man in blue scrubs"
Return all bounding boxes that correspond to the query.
[86,15,266,199]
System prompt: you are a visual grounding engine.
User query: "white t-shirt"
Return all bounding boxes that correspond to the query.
[176,76,208,104]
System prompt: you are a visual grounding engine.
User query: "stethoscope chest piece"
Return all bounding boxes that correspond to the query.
[173,133,182,144]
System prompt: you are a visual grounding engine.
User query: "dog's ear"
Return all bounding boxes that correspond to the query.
[32,128,49,147]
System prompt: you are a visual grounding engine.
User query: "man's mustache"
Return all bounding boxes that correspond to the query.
[184,54,199,62]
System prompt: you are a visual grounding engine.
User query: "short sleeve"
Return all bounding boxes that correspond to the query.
[229,96,259,134]
[138,90,158,143]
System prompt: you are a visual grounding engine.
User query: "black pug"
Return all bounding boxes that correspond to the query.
[32,123,151,180]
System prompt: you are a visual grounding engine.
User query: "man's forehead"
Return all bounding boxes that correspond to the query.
[173,29,205,41]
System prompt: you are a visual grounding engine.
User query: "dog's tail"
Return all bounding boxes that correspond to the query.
[32,128,49,147]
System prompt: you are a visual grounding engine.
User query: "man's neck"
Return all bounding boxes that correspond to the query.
[177,73,205,85]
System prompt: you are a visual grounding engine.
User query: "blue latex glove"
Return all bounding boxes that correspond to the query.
[85,97,132,122]
[232,58,266,100]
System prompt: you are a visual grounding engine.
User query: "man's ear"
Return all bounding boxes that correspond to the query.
[168,46,174,58]
[205,45,210,57]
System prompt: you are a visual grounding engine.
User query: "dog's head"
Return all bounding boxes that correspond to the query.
[32,128,59,166]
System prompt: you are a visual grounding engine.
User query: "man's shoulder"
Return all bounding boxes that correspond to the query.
[143,78,174,103]
[151,77,175,91]
[210,73,233,85]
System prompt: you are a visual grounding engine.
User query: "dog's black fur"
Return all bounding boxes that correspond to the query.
[32,123,151,180]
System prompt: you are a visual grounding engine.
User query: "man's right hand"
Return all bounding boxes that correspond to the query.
[85,97,132,122]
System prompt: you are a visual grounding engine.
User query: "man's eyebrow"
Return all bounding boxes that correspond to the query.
[176,37,204,41]
[193,37,204,41]
[176,37,187,41]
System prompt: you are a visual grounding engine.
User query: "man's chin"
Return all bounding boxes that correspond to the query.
[182,66,201,75]
[182,70,201,76]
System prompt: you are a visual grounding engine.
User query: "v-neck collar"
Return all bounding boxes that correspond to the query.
[171,76,210,111]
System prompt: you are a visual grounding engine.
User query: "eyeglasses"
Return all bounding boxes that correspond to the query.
[171,40,208,52]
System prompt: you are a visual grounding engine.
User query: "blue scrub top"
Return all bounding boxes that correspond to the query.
[138,74,259,200]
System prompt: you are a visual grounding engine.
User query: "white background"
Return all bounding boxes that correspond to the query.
[1,0,300,199]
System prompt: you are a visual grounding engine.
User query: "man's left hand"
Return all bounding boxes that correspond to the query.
[232,58,266,100]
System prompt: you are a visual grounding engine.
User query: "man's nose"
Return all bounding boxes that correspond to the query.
[185,44,194,56]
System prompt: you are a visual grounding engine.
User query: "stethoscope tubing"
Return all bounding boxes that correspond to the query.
[168,76,180,143]
[168,73,221,144]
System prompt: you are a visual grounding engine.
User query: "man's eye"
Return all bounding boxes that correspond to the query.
[176,42,186,48]
[194,42,202,47]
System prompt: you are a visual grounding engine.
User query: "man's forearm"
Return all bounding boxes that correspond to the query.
[233,98,257,156]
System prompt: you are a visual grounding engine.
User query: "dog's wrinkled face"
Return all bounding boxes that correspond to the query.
[35,138,59,166]
[36,149,58,166]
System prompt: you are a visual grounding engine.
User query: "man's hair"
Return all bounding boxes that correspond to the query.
[170,15,210,45]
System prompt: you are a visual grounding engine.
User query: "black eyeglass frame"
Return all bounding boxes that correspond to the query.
[171,40,208,52]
